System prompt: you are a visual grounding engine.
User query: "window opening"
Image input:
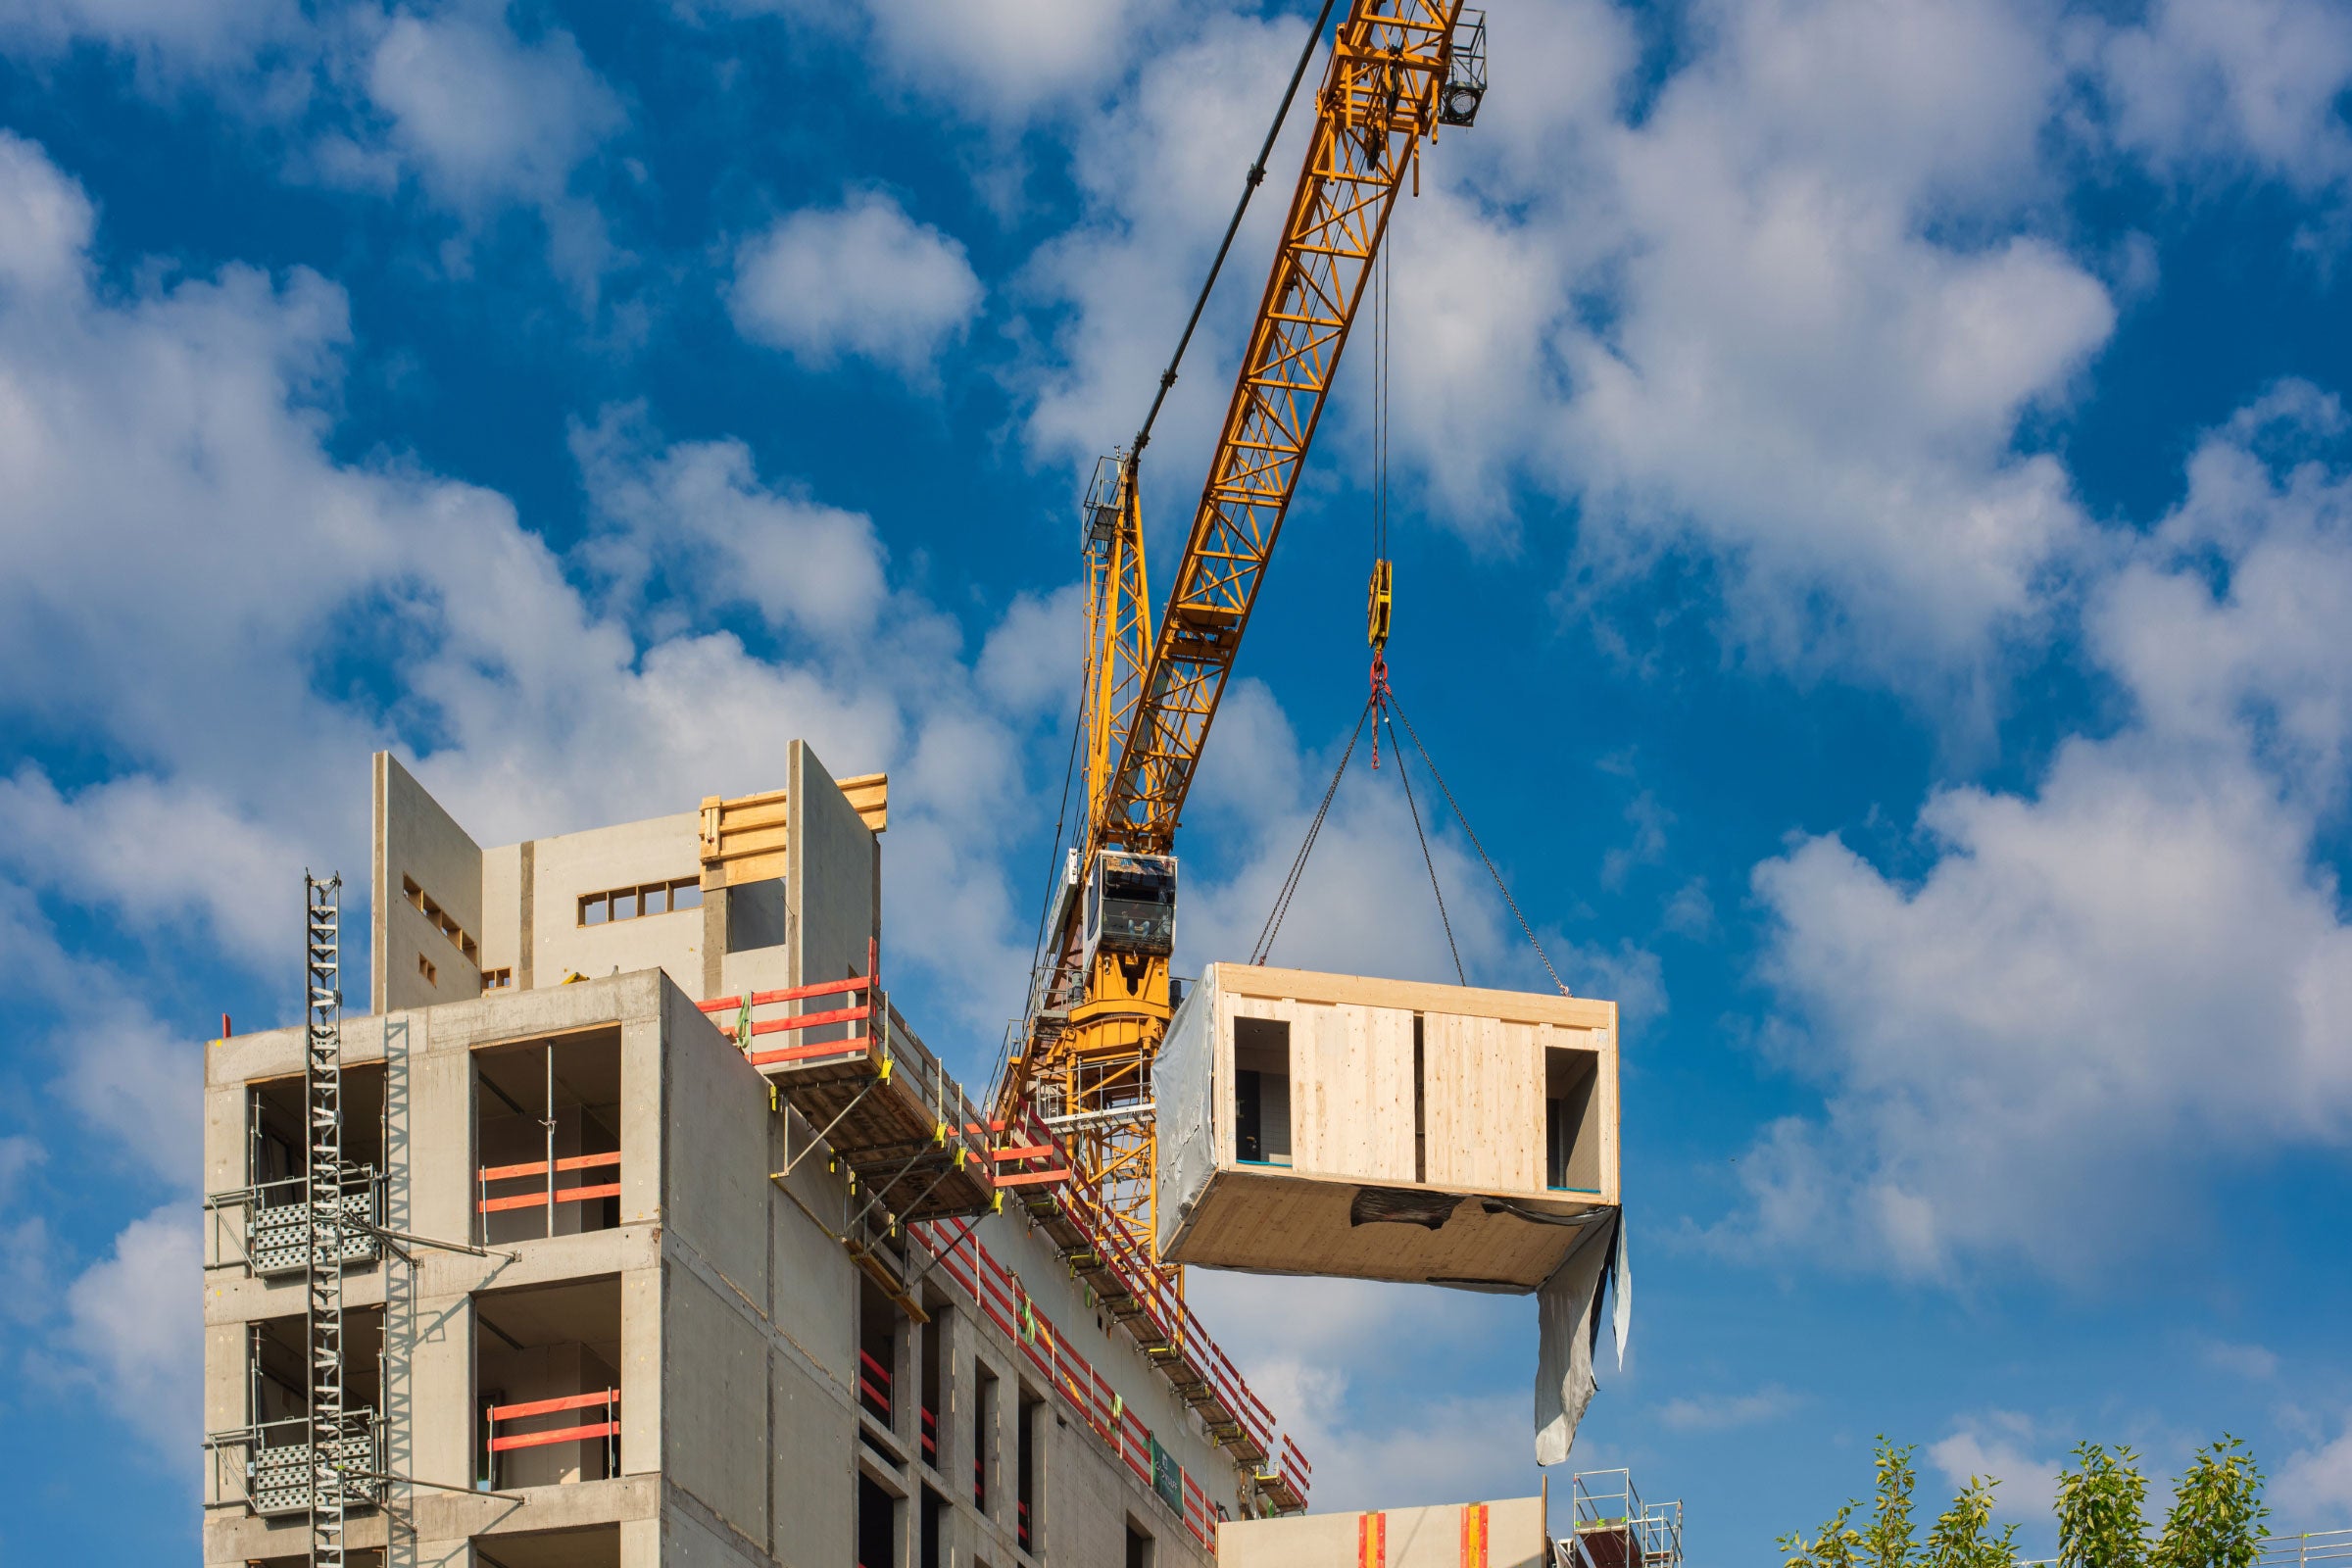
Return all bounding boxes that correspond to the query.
[1127,1518,1157,1568]
[402,874,478,962]
[858,1273,901,1458]
[1412,1013,1427,1184]
[1233,1017,1292,1166]
[1545,1046,1601,1193]
[475,1276,622,1491]
[973,1360,998,1512]
[576,877,702,928]
[1016,1388,1043,1553]
[474,1031,623,1246]
[857,1473,896,1568]
[920,1485,946,1568]
[481,967,514,990]
[919,1304,947,1471]
[418,954,437,987]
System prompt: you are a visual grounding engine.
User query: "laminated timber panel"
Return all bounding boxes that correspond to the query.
[1421,1013,1544,1194]
[1225,993,1416,1184]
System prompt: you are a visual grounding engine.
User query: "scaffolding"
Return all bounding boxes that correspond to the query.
[1563,1468,1684,1568]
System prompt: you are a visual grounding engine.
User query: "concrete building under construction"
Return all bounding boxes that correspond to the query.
[203,748,1300,1568]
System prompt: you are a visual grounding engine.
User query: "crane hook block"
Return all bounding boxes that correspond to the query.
[1366,559,1394,650]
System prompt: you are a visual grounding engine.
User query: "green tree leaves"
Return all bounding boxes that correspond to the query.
[1785,1436,2269,1568]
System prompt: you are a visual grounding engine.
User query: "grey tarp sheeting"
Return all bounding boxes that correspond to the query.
[1534,1211,1621,1466]
[1154,980,1216,1258]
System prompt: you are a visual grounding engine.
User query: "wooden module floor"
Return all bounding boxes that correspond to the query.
[1166,1166,1612,1291]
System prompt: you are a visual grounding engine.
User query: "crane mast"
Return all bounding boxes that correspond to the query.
[1000,0,1486,1268]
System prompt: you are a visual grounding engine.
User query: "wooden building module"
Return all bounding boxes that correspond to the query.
[1157,964,1619,1291]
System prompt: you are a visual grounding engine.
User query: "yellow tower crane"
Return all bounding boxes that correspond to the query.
[994,0,1489,1271]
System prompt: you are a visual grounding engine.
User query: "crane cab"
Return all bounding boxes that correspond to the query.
[1082,850,1177,970]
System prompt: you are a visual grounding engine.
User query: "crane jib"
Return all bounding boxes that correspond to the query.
[1097,0,1470,852]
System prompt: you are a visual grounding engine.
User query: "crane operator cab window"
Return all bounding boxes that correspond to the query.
[1082,851,1177,966]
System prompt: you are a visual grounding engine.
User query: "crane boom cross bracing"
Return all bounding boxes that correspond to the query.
[998,0,1480,1274]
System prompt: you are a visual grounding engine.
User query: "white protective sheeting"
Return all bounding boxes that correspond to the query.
[1612,1211,1631,1369]
[1534,1213,1616,1466]
[1154,979,1216,1258]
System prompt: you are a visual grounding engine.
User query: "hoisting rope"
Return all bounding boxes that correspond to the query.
[1250,691,1376,965]
[1388,692,1574,998]
[1250,667,1574,999]
[1129,0,1342,460]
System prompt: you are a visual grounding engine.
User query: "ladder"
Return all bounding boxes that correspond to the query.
[304,874,345,1568]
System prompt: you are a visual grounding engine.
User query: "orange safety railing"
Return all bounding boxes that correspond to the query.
[485,1388,618,1482]
[913,1216,1246,1544]
[475,1151,620,1224]
[858,1349,892,1424]
[697,939,878,1068]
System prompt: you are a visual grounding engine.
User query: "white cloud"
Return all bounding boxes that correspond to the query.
[730,192,982,381]
[574,405,891,645]
[1929,1413,2060,1520]
[691,0,1170,122]
[0,0,300,70]
[2278,1420,2352,1525]
[2198,1339,2280,1381]
[976,584,1082,718]
[1732,386,2352,1282]
[363,6,621,209]
[1658,1385,1800,1432]
[2099,0,2352,195]
[61,1205,200,1460]
[0,130,96,293]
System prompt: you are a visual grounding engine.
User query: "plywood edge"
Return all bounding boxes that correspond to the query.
[1208,961,1614,1030]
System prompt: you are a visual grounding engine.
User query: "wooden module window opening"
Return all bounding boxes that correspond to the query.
[1233,1017,1293,1167]
[1544,1046,1602,1194]
[402,874,478,963]
[857,1474,897,1568]
[1016,1388,1043,1554]
[474,1031,623,1246]
[973,1360,998,1512]
[417,953,437,987]
[475,1276,622,1491]
[576,877,703,927]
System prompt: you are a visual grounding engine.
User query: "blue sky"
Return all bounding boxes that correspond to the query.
[1,0,2349,1559]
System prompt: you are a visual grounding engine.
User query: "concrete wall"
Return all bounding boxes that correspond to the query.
[374,751,486,1015]
[784,741,874,1006]
[1219,1496,1550,1568]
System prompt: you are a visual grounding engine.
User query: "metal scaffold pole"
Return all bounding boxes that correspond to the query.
[304,873,346,1568]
